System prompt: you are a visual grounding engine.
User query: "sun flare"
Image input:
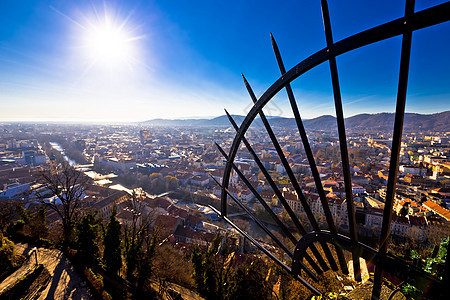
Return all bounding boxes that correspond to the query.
[87,25,130,60]
[82,14,140,69]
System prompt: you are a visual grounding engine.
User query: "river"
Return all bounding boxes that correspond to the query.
[49,142,78,166]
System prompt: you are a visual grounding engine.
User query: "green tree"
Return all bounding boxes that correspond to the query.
[136,232,157,292]
[191,234,236,300]
[0,232,15,272]
[77,213,99,263]
[164,175,179,191]
[401,237,449,299]
[230,258,273,300]
[28,207,49,241]
[123,191,155,285]
[103,206,122,274]
[0,201,16,233]
[149,173,165,194]
[124,225,158,294]
[7,206,48,242]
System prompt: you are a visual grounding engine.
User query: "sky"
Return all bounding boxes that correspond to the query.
[0,0,449,123]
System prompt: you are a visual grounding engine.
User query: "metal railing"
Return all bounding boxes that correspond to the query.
[213,1,450,298]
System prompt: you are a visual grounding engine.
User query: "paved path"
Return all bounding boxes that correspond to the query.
[150,281,204,300]
[0,243,92,300]
[0,245,37,295]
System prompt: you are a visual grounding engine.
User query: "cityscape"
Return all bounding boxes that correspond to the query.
[0,111,449,298]
[0,0,449,299]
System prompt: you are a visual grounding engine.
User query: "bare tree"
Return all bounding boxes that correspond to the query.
[38,161,88,245]
[123,190,156,285]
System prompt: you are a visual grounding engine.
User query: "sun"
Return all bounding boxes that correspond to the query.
[87,23,130,61]
[81,14,140,69]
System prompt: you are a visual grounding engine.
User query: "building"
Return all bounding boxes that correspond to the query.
[93,190,129,220]
[105,158,136,172]
[49,154,57,174]
[403,174,424,185]
[0,183,31,199]
[22,150,35,165]
[352,183,366,194]
[240,189,255,202]
[399,165,427,176]
[173,226,216,247]
[391,215,409,237]
[140,130,152,145]
[422,200,450,222]
[191,175,209,187]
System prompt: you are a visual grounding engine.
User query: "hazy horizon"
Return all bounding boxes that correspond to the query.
[1,0,449,122]
[0,109,448,125]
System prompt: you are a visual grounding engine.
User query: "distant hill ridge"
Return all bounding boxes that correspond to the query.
[142,111,449,132]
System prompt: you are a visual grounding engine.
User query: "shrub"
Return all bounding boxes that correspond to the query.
[0,235,15,272]
[83,267,112,300]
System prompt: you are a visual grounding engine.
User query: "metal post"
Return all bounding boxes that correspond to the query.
[372,1,415,299]
[33,247,38,266]
[320,0,360,281]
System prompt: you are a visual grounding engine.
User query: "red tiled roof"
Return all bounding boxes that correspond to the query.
[168,206,189,219]
[186,214,202,227]
[155,214,181,235]
[143,196,172,210]
[174,226,215,242]
[423,200,450,221]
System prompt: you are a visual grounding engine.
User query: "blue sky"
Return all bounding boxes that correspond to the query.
[0,0,449,122]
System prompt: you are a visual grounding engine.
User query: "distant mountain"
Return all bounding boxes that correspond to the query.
[343,111,450,132]
[204,115,246,126]
[302,115,337,130]
[141,115,262,127]
[403,111,450,132]
[141,111,449,132]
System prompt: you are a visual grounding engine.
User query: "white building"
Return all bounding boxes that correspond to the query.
[0,183,31,199]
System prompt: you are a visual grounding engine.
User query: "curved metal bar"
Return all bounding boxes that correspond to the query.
[387,286,404,300]
[213,146,294,257]
[209,173,318,281]
[292,231,445,299]
[219,1,450,294]
[210,174,292,258]
[220,2,450,217]
[216,130,325,275]
[242,74,339,271]
[271,32,349,275]
[208,205,321,295]
[224,111,298,246]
